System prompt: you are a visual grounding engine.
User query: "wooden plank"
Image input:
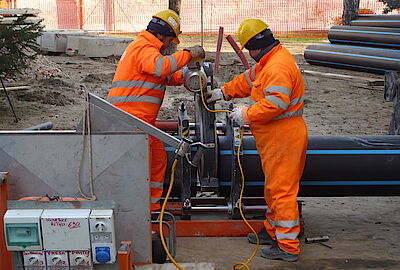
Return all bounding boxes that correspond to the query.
[302,70,384,86]
[4,85,31,91]
[0,17,42,24]
[0,8,41,16]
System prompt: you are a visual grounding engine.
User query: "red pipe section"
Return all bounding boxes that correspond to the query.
[226,35,250,70]
[213,26,224,75]
[155,120,179,133]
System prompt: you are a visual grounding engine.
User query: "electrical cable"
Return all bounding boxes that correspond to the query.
[232,126,260,270]
[199,71,260,269]
[76,84,97,201]
[198,69,231,113]
[159,159,186,270]
[158,68,260,270]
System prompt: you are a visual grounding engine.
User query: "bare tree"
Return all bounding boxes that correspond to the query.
[342,0,360,25]
[166,0,182,54]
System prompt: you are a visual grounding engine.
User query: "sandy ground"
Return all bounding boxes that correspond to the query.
[176,197,400,270]
[1,39,399,269]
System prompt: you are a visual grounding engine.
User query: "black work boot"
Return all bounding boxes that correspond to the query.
[260,245,298,262]
[247,227,277,245]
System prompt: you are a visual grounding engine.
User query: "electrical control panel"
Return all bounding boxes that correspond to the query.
[4,208,115,269]
[41,209,91,251]
[89,210,116,264]
[4,209,43,251]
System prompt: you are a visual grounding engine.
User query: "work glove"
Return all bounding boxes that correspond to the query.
[205,88,225,103]
[184,45,205,61]
[229,106,250,126]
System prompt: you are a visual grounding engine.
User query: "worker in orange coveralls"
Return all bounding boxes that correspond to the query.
[206,19,307,262]
[107,10,205,212]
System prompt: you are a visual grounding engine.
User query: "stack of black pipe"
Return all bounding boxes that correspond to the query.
[304,14,400,74]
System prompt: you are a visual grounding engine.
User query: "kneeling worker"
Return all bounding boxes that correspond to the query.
[206,19,307,262]
[107,10,205,212]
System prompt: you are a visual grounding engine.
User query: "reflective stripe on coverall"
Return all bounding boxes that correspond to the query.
[107,30,191,211]
[223,43,308,254]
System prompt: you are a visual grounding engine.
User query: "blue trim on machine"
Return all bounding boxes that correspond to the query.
[220,181,400,186]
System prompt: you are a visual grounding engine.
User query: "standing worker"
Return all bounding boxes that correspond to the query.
[206,19,307,262]
[107,10,205,212]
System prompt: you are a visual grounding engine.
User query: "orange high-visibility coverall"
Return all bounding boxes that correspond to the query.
[223,44,308,254]
[108,30,192,211]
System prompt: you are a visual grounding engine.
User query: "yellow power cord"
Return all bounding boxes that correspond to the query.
[159,159,185,269]
[198,74,231,114]
[158,71,260,270]
[233,126,260,270]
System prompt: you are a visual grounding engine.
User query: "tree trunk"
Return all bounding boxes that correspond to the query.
[342,0,360,25]
[166,0,182,54]
[385,71,400,135]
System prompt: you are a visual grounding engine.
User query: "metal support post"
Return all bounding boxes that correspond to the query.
[178,103,193,220]
[194,92,219,189]
[118,241,133,270]
[226,109,242,219]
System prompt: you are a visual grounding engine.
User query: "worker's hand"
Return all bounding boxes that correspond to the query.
[229,106,250,126]
[184,45,205,61]
[205,88,225,103]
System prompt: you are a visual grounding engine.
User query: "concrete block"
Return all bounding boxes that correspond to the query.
[38,29,98,53]
[77,36,133,58]
[136,263,215,270]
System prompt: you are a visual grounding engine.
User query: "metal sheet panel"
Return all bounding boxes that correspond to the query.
[0,133,152,263]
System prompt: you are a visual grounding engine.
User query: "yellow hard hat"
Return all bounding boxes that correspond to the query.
[238,19,269,50]
[153,10,182,44]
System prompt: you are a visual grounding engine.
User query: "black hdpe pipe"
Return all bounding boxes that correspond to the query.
[351,14,400,28]
[304,43,400,74]
[328,25,400,48]
[164,135,400,197]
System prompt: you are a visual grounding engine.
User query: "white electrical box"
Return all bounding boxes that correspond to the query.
[46,250,69,269]
[4,209,43,251]
[23,251,46,268]
[41,209,91,251]
[69,250,93,269]
[89,209,116,264]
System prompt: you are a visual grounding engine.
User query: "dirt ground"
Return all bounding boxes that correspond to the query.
[1,38,399,269]
[0,37,392,134]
